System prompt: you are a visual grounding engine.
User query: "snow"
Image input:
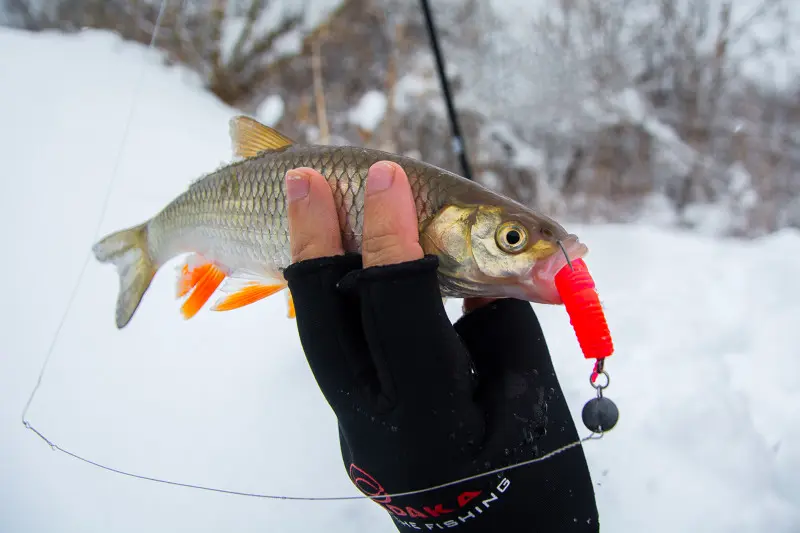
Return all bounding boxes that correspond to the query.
[1,26,799,533]
[393,55,443,114]
[218,0,345,64]
[348,90,387,132]
[257,94,285,126]
[483,121,545,170]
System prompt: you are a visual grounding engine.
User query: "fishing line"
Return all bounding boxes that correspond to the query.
[22,0,169,425]
[26,420,601,501]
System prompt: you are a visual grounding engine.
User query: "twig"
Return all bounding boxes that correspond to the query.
[311,27,330,144]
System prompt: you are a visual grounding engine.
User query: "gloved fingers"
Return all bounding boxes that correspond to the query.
[462,297,500,314]
[454,298,546,383]
[284,168,378,410]
[284,255,382,411]
[454,298,582,451]
[338,257,482,423]
[454,299,549,422]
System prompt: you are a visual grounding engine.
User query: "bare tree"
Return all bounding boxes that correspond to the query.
[1,0,321,106]
[442,0,799,234]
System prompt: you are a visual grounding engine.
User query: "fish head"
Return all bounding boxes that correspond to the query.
[420,202,588,304]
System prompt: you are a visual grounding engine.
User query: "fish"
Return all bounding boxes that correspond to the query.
[92,116,588,329]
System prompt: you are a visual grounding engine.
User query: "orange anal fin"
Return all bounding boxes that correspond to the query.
[181,265,226,319]
[287,291,296,319]
[211,283,287,312]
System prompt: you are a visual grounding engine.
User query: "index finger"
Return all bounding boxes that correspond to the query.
[285,167,344,262]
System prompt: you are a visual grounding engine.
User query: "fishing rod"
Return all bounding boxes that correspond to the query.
[419,0,474,181]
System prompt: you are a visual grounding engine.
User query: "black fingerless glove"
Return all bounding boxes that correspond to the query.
[284,254,598,532]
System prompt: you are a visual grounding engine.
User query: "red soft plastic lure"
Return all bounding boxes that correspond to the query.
[554,259,614,374]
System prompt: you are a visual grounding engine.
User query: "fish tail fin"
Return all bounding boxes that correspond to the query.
[92,222,156,329]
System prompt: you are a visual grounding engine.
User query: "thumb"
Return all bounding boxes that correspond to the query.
[361,161,424,268]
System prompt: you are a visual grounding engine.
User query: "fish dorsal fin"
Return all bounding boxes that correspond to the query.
[229,115,295,158]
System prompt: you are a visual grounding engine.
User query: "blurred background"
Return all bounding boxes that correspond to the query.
[4,0,799,236]
[1,1,799,533]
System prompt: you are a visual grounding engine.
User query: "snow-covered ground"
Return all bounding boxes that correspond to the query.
[1,27,799,533]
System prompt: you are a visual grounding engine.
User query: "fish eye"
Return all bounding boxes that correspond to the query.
[496,222,528,253]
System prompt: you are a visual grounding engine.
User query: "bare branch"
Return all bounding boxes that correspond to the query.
[311,28,329,144]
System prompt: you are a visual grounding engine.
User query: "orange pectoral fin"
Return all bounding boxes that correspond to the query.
[177,264,192,297]
[211,283,287,312]
[180,265,226,319]
[177,258,212,298]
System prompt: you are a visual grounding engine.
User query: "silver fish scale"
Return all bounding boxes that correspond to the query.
[145,144,466,279]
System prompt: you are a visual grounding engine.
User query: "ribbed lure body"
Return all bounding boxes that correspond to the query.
[554,259,614,360]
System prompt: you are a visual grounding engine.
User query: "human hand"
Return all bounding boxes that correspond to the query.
[283,161,598,532]
[285,160,423,267]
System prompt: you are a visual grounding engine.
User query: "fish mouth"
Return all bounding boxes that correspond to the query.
[524,234,589,304]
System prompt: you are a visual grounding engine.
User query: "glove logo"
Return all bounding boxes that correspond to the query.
[349,463,512,530]
[349,464,392,504]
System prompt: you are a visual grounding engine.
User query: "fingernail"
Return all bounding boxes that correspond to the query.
[285,171,310,203]
[366,162,395,195]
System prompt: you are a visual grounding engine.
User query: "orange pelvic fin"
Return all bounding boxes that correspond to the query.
[287,291,296,319]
